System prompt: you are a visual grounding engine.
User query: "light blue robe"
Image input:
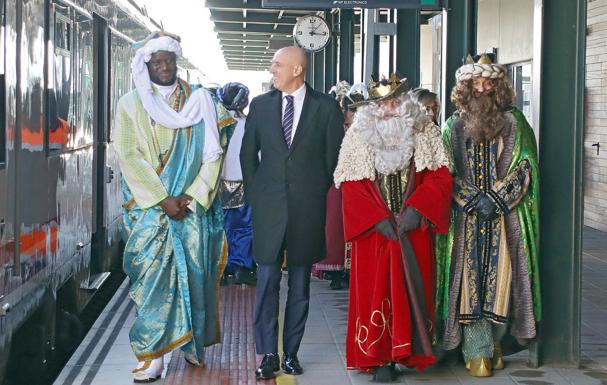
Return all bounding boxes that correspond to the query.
[119,82,233,361]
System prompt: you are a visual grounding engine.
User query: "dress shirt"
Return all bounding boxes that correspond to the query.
[222,112,245,180]
[281,83,306,144]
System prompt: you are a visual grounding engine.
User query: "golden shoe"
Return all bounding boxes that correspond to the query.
[493,345,504,370]
[468,357,493,377]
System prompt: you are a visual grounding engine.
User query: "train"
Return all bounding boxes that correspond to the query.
[0,0,202,383]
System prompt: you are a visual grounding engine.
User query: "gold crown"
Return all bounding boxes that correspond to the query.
[464,53,494,65]
[368,74,402,99]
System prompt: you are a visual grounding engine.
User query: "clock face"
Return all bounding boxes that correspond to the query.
[293,15,331,52]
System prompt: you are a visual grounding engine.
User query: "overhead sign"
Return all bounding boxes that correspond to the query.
[262,0,442,9]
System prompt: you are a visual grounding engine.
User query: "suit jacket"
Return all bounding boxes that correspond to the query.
[240,84,344,265]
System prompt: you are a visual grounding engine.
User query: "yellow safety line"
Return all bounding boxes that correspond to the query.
[276,296,297,385]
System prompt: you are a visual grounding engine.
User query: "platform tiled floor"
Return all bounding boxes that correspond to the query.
[54,226,607,385]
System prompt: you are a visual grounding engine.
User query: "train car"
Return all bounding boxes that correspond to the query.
[0,0,201,383]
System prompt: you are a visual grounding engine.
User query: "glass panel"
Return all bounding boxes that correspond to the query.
[54,11,70,52]
[431,14,442,96]
[353,33,362,84]
[108,32,132,142]
[378,35,390,78]
[73,13,93,147]
[48,7,71,152]
[509,62,533,124]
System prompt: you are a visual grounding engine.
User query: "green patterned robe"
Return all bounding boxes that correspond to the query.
[435,107,541,351]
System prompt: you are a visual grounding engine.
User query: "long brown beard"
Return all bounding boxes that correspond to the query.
[460,93,507,143]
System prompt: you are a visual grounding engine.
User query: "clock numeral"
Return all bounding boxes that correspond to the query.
[309,18,316,24]
[322,32,327,36]
[310,43,315,48]
[297,31,302,35]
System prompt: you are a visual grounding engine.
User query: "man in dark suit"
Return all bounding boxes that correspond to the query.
[240,46,344,379]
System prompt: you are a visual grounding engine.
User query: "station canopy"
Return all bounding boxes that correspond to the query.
[205,1,441,72]
[206,0,359,71]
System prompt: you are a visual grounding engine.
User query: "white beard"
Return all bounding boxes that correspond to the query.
[353,99,419,175]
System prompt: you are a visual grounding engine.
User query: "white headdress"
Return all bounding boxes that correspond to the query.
[131,32,222,163]
[329,81,352,99]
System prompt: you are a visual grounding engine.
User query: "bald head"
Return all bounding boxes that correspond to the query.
[270,46,308,93]
[278,46,308,70]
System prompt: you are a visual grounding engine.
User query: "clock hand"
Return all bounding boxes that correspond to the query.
[308,23,323,34]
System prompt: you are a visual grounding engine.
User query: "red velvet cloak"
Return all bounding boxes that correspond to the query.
[342,166,452,371]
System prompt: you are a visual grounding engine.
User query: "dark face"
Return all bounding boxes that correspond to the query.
[147,51,177,86]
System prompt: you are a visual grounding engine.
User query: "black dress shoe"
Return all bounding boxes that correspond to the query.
[234,267,257,286]
[373,363,397,382]
[255,353,280,380]
[329,274,344,290]
[282,353,303,375]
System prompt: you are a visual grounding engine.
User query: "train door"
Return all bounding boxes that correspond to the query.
[105,29,134,261]
[86,13,111,289]
[88,19,132,285]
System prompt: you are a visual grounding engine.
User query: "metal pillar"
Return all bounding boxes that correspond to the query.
[443,0,476,117]
[364,9,396,83]
[389,10,396,75]
[325,10,338,89]
[537,0,586,366]
[338,9,355,84]
[305,52,314,88]
[313,50,325,92]
[396,9,420,87]
[373,33,380,78]
[363,9,376,83]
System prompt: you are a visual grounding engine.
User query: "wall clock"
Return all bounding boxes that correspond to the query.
[293,15,331,52]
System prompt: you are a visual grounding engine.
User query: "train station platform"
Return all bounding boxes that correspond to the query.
[54,227,607,385]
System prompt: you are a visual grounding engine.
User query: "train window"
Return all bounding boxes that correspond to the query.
[48,7,94,152]
[54,12,70,53]
[73,12,94,148]
[109,31,133,142]
[48,6,73,152]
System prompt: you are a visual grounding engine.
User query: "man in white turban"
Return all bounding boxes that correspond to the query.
[113,31,235,382]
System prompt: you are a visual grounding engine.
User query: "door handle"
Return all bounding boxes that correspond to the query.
[104,165,114,184]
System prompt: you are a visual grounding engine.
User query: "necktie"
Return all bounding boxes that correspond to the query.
[282,95,294,148]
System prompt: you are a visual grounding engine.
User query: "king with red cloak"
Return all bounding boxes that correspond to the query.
[333,76,453,381]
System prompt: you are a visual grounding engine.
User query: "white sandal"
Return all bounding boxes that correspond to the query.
[132,356,164,383]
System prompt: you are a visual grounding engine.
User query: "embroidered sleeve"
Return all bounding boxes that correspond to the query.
[453,177,482,214]
[488,159,531,213]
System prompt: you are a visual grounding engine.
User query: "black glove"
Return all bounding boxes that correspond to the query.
[374,219,398,240]
[398,206,422,235]
[474,193,499,221]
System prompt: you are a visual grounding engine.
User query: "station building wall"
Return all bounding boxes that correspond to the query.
[476,0,534,64]
[585,0,607,232]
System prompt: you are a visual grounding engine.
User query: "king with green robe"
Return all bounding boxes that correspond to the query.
[113,31,235,383]
[435,54,540,377]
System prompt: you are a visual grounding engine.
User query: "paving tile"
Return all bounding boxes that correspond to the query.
[54,226,607,385]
